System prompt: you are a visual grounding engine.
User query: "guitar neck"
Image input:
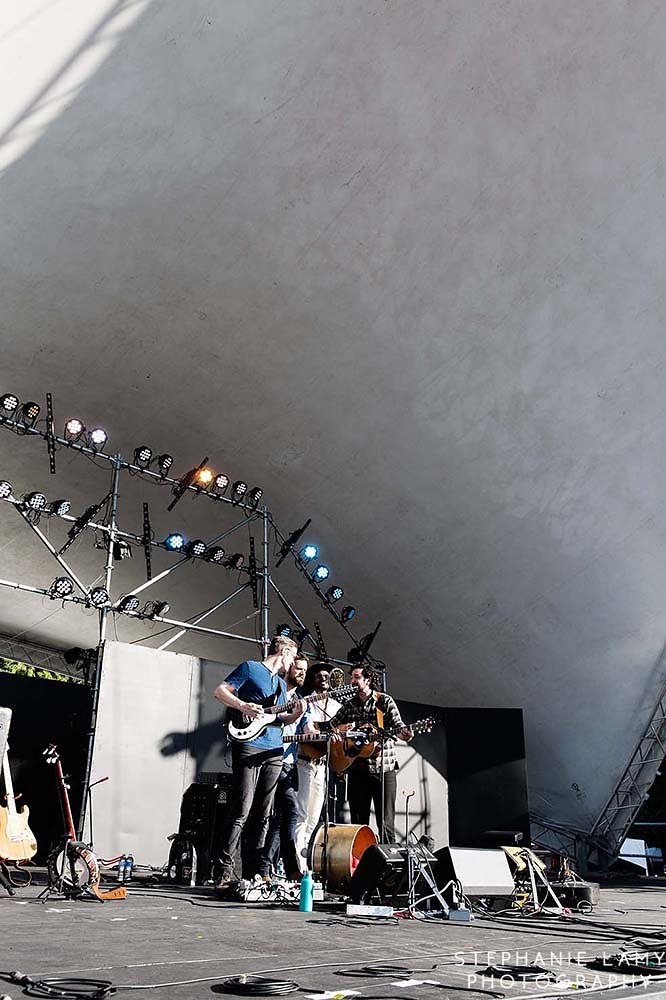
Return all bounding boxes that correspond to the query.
[1,749,17,817]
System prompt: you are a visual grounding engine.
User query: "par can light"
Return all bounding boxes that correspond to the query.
[204,545,226,563]
[133,446,152,468]
[0,480,13,500]
[89,587,109,608]
[49,499,71,518]
[64,418,85,441]
[341,606,356,622]
[23,491,48,511]
[50,577,74,599]
[313,564,330,582]
[0,394,19,413]
[186,539,207,558]
[214,474,229,493]
[165,532,186,551]
[299,544,318,562]
[326,585,344,603]
[117,594,140,613]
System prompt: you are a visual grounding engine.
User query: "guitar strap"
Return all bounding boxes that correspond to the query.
[373,691,385,730]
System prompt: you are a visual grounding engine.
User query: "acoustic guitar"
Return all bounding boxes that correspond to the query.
[0,744,37,862]
[286,716,438,775]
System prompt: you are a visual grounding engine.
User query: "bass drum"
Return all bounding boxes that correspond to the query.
[310,823,377,894]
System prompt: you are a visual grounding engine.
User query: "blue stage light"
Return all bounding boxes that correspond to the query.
[313,564,329,582]
[300,544,318,562]
[341,606,356,622]
[165,532,185,551]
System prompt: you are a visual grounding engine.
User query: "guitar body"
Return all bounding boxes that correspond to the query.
[0,802,37,861]
[329,734,377,775]
[227,689,281,743]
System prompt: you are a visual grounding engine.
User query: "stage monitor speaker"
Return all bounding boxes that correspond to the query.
[348,843,408,904]
[435,846,515,897]
[178,778,233,883]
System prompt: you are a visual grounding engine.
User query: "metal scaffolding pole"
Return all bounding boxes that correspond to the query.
[261,506,270,658]
[77,457,121,837]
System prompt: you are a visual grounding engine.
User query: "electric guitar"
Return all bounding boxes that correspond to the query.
[286,716,438,774]
[0,744,38,861]
[227,684,355,742]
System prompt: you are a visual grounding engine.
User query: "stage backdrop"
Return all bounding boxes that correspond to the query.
[92,642,526,865]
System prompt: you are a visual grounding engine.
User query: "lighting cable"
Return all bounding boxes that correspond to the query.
[212,976,299,996]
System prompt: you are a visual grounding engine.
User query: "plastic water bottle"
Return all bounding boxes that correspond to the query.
[117,855,127,882]
[299,870,313,912]
[125,854,134,882]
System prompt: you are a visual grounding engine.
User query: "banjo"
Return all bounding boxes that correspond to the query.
[227,685,355,742]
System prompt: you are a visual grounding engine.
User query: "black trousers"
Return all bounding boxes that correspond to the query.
[218,744,282,877]
[347,765,397,843]
[261,761,300,877]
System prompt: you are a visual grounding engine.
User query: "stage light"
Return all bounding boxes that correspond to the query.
[0,481,13,500]
[144,600,170,618]
[205,545,226,564]
[133,446,152,468]
[23,491,48,511]
[89,587,109,608]
[164,532,186,551]
[64,418,85,442]
[49,499,71,518]
[88,427,108,451]
[18,401,40,426]
[326,585,344,603]
[186,539,207,558]
[294,628,312,645]
[299,544,318,563]
[231,480,247,503]
[341,606,357,622]
[196,468,214,487]
[156,454,173,477]
[213,474,229,493]
[247,486,263,508]
[225,553,245,570]
[117,595,140,613]
[50,576,74,599]
[113,539,132,560]
[275,624,292,637]
[313,564,329,582]
[0,394,19,414]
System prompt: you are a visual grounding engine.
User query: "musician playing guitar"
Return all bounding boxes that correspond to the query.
[213,636,305,890]
[318,665,412,843]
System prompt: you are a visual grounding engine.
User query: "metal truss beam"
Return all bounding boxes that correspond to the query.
[0,632,87,682]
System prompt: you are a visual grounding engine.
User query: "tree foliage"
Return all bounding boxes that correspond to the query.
[0,656,84,685]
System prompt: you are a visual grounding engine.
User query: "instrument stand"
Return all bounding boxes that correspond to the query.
[321,737,332,895]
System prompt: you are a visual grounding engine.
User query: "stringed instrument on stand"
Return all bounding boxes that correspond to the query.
[42,744,125,902]
[0,744,37,862]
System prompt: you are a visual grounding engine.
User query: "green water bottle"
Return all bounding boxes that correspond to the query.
[299,869,313,912]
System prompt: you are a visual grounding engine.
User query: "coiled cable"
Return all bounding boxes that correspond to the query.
[212,976,299,995]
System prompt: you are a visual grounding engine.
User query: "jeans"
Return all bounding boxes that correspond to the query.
[347,765,397,843]
[218,744,282,877]
[261,761,300,877]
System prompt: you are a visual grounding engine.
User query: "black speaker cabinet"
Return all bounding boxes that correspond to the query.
[348,844,409,903]
[435,846,515,898]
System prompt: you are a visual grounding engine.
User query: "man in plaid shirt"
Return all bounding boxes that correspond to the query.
[323,665,412,843]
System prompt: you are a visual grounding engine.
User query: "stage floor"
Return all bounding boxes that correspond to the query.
[3,875,666,1000]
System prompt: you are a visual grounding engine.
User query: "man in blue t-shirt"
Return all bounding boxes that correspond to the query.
[213,635,304,888]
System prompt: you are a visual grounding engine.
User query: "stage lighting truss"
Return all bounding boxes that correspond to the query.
[49,576,74,599]
[88,587,110,608]
[133,446,153,469]
[0,394,19,416]
[325,585,344,604]
[117,594,140,613]
[88,427,108,451]
[64,418,85,442]
[47,499,70,518]
[0,480,13,500]
[18,401,40,427]
[186,539,207,558]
